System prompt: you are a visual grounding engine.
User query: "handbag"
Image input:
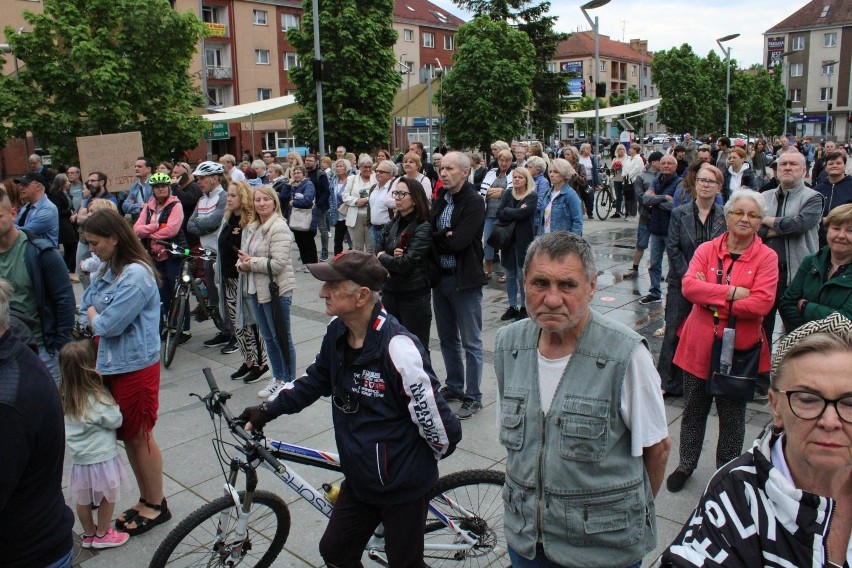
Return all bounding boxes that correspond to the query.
[288,207,312,231]
[706,259,760,401]
[337,202,349,217]
[486,219,516,250]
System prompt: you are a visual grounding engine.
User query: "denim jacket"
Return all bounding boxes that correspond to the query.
[81,262,161,374]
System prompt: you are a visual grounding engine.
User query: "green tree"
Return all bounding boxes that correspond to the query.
[439,15,535,152]
[730,65,784,137]
[652,44,719,135]
[572,96,608,137]
[0,0,208,167]
[287,0,400,152]
[452,0,568,139]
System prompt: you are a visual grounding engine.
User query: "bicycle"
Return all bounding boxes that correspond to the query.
[149,368,508,567]
[594,165,614,220]
[158,241,224,368]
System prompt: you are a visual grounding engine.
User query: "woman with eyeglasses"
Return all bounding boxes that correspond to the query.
[340,154,376,253]
[666,188,778,493]
[658,164,727,397]
[376,177,433,350]
[660,316,852,568]
[779,203,852,333]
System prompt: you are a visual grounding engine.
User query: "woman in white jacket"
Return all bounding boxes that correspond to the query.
[341,154,376,253]
[620,145,646,220]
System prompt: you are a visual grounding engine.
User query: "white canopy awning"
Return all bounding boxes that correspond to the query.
[559,98,661,120]
[207,95,300,123]
[202,111,250,123]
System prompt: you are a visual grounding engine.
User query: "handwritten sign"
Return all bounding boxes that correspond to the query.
[77,132,144,192]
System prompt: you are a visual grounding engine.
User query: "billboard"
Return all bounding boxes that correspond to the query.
[767,37,785,67]
[561,61,584,99]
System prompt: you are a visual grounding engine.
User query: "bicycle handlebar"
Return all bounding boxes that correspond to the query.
[201,367,285,474]
[155,240,216,259]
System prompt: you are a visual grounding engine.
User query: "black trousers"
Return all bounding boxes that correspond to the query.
[334,220,349,255]
[293,229,318,265]
[318,481,429,568]
[382,289,432,353]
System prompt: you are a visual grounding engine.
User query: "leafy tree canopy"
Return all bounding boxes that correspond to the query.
[439,15,536,152]
[287,0,400,153]
[453,0,568,139]
[0,0,208,167]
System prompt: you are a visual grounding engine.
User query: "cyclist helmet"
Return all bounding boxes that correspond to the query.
[192,161,224,177]
[149,172,172,186]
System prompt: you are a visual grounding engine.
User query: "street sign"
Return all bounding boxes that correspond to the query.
[204,122,230,140]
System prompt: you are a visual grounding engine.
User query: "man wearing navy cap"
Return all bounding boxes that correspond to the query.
[240,250,461,568]
[14,172,59,248]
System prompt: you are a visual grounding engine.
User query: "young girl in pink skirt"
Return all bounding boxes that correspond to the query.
[60,340,133,549]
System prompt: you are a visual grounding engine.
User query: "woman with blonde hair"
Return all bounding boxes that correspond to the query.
[218,181,268,384]
[495,167,538,321]
[237,185,297,401]
[395,151,432,203]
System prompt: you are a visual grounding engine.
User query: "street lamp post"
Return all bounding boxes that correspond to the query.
[580,0,612,162]
[824,59,838,138]
[716,33,739,138]
[435,58,444,153]
[311,0,325,155]
[780,49,796,136]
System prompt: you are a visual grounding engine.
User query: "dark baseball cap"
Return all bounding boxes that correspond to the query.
[648,151,664,163]
[307,250,388,291]
[14,172,46,186]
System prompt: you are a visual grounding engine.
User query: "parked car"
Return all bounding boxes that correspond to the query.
[652,133,670,144]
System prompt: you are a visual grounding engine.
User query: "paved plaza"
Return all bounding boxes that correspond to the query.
[69,217,774,567]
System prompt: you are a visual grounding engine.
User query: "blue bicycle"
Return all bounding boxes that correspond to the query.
[148,368,508,567]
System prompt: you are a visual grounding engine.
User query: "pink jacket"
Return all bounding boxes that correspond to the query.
[673,232,779,379]
[133,195,184,261]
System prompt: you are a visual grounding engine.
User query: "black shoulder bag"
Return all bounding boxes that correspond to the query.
[706,258,761,401]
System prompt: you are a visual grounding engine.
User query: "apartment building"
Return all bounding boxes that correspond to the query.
[764,0,852,141]
[0,0,463,175]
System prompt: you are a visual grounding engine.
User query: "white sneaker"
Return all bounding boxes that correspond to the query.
[265,381,288,401]
[258,377,279,398]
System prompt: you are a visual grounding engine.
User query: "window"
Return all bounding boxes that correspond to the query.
[790,88,802,102]
[630,65,637,76]
[790,63,803,77]
[253,9,267,25]
[264,132,295,152]
[404,61,415,74]
[824,32,837,47]
[258,88,272,101]
[599,60,605,72]
[202,5,223,23]
[822,61,836,75]
[792,36,805,50]
[207,86,231,108]
[403,29,413,42]
[255,49,270,65]
[281,13,300,32]
[423,32,434,48]
[443,35,454,50]
[547,61,557,73]
[283,52,298,71]
[820,87,834,102]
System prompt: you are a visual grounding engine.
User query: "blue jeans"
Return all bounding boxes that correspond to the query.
[369,224,385,255]
[432,275,483,401]
[505,256,524,309]
[509,545,640,568]
[44,548,73,568]
[648,233,668,299]
[250,294,296,382]
[483,217,497,261]
[39,344,60,386]
[76,240,91,289]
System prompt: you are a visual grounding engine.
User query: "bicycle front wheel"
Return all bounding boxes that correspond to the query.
[595,187,613,220]
[149,490,290,568]
[163,288,187,369]
[424,469,508,567]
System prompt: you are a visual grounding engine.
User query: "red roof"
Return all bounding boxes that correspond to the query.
[555,32,652,65]
[393,0,465,29]
[766,0,852,33]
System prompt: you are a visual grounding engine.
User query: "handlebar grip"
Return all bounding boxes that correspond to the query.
[203,367,220,394]
[155,239,174,247]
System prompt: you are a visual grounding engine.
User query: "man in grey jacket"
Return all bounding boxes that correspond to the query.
[757,149,823,354]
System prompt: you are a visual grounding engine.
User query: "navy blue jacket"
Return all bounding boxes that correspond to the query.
[307,167,330,212]
[645,174,682,236]
[23,231,75,354]
[266,303,462,504]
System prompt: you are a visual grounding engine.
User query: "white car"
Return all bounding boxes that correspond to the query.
[652,133,670,144]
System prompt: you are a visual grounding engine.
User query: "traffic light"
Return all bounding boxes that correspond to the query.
[581,80,586,97]
[595,83,606,98]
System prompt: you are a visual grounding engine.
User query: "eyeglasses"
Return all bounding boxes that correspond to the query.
[775,389,852,423]
[392,190,411,198]
[696,178,719,186]
[332,387,360,414]
[376,169,393,175]
[726,209,761,220]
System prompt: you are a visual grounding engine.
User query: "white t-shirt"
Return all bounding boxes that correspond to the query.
[498,344,669,457]
[229,167,247,182]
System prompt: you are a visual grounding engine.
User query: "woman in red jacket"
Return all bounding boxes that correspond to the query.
[666,188,779,493]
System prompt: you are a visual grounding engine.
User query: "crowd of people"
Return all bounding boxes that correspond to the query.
[0,130,850,567]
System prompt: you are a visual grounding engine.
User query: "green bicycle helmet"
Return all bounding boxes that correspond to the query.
[149,172,172,186]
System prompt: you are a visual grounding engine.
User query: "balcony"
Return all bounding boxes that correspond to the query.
[207,66,233,80]
[203,21,229,38]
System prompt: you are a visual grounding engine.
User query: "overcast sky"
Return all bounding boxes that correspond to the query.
[428,0,811,68]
